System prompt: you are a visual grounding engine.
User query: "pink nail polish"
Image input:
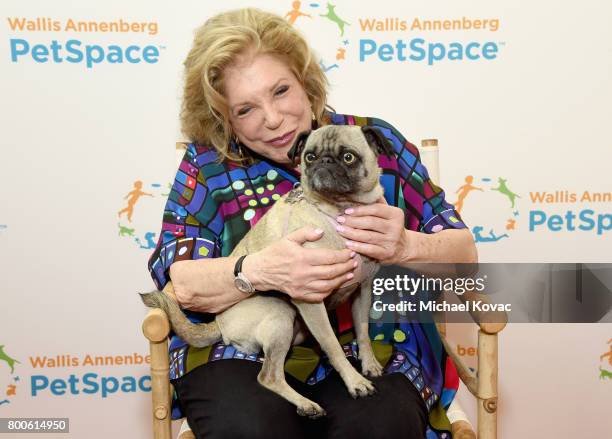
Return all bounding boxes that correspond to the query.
[350,251,356,258]
[353,260,358,268]
[345,240,354,247]
[345,208,354,215]
[347,273,354,279]
[336,225,344,232]
[336,216,345,223]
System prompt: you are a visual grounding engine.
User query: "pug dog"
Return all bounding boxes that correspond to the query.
[141,125,396,418]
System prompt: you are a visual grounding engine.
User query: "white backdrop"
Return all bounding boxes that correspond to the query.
[1,0,610,437]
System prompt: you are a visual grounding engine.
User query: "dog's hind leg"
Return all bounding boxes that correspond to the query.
[255,314,326,419]
[352,281,384,378]
[294,302,376,398]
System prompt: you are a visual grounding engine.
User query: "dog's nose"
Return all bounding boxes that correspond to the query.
[321,156,334,164]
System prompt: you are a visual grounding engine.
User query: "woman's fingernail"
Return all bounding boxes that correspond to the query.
[314,228,323,234]
[347,273,354,279]
[345,208,354,215]
[336,225,344,232]
[345,240,354,248]
[336,216,345,223]
[350,251,356,258]
[353,260,358,268]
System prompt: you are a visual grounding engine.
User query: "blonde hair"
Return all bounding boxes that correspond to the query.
[181,8,330,163]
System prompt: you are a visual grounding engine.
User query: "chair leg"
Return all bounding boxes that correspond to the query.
[149,337,172,439]
[143,309,172,439]
[477,330,498,439]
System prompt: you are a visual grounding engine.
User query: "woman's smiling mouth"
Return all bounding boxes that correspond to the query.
[266,130,296,147]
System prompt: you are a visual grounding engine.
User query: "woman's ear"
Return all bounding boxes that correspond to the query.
[361,126,395,157]
[287,131,310,165]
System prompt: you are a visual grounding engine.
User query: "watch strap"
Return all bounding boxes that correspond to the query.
[234,255,247,277]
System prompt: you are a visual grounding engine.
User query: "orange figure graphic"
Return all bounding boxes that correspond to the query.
[285,1,311,25]
[6,384,16,396]
[601,340,612,367]
[506,219,516,230]
[118,180,153,223]
[336,47,346,60]
[454,176,483,213]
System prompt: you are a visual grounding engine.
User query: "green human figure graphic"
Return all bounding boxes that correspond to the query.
[0,346,20,374]
[320,2,350,36]
[491,177,521,208]
[454,175,483,214]
[285,1,311,25]
[599,366,612,379]
[118,180,153,223]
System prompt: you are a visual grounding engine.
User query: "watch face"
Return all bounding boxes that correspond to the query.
[234,277,253,294]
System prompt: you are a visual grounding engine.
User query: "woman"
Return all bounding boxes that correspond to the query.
[147,8,477,439]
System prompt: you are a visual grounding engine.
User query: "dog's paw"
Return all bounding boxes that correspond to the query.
[346,373,376,398]
[361,356,384,378]
[296,401,326,419]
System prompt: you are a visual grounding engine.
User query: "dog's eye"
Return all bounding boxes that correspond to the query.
[305,153,316,163]
[343,152,355,164]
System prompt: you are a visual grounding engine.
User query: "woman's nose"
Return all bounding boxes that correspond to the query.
[262,103,283,129]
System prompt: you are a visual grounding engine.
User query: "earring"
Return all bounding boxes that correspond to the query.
[231,133,242,157]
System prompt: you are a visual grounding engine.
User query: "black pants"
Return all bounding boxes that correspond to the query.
[173,358,428,439]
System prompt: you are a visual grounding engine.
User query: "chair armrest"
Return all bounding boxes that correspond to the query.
[457,291,508,334]
[142,308,171,342]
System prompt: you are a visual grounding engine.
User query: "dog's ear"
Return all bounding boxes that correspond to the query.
[361,126,395,157]
[287,131,310,165]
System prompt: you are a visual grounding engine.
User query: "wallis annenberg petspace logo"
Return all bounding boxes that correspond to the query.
[6,17,162,69]
[356,15,504,66]
[293,3,504,69]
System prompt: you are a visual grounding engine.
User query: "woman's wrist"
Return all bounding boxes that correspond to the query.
[241,252,273,292]
[399,228,478,266]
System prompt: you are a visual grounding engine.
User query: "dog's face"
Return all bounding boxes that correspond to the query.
[287,125,394,202]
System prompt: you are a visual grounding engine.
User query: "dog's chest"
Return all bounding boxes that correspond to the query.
[286,199,378,309]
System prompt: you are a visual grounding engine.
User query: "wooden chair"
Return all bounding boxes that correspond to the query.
[419,139,507,438]
[142,138,507,438]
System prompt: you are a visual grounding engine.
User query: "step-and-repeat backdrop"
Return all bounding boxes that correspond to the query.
[1,0,610,437]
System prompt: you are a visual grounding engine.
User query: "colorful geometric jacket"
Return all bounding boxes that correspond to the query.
[147,112,467,437]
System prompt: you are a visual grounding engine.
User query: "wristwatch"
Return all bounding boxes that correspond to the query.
[233,255,256,294]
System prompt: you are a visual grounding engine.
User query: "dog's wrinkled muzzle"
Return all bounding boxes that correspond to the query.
[311,166,352,194]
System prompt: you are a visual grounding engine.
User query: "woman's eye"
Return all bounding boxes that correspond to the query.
[305,153,316,163]
[343,152,355,164]
[275,86,289,96]
[237,107,251,116]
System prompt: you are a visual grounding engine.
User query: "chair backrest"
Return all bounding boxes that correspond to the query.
[417,139,440,186]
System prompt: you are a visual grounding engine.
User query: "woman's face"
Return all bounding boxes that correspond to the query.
[224,52,313,165]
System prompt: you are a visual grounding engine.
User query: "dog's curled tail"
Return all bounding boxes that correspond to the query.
[140,291,221,348]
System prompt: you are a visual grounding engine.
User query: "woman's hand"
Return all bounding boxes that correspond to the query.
[335,196,409,265]
[243,227,357,302]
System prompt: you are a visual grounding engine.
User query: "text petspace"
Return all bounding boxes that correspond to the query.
[28,352,151,399]
[6,17,162,69]
[357,16,503,66]
[528,190,612,235]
